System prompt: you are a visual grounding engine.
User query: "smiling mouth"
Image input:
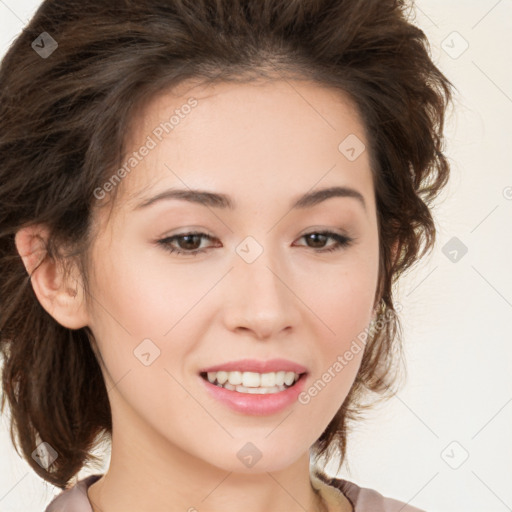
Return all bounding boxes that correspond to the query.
[199,370,306,394]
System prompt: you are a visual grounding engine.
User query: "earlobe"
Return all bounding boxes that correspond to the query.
[14,224,90,330]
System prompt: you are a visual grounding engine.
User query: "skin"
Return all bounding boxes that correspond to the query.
[15,78,385,512]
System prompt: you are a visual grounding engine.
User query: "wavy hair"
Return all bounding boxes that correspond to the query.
[0,0,453,488]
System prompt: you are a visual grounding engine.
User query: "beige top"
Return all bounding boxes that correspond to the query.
[45,470,426,511]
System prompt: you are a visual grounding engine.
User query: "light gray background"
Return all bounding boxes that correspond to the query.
[0,1,511,511]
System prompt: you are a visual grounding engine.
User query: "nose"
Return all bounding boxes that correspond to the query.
[221,240,301,341]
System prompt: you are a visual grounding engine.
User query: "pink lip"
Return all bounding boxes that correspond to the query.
[199,358,308,374]
[199,373,308,416]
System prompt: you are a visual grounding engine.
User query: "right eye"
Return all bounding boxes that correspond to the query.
[157,232,220,256]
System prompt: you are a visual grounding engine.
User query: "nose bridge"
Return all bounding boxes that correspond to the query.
[241,242,282,293]
[236,234,288,303]
[224,233,298,337]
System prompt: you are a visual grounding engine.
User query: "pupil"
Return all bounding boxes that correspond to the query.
[181,235,200,250]
[308,233,326,248]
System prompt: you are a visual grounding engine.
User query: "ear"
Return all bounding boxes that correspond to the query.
[14,224,89,330]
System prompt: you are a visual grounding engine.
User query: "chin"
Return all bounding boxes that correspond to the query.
[198,438,311,475]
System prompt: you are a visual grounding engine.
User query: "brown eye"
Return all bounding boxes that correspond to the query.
[298,231,354,253]
[175,234,204,251]
[158,232,218,256]
[304,232,329,248]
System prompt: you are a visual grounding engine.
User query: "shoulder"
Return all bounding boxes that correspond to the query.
[336,478,427,512]
[44,474,102,512]
[312,469,427,512]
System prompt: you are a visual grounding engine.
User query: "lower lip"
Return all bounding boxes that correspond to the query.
[200,374,308,415]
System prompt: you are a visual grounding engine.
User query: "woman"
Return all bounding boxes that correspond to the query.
[0,0,452,510]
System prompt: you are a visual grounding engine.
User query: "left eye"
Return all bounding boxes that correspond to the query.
[157,230,354,257]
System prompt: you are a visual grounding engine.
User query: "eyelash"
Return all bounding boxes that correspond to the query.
[157,230,354,257]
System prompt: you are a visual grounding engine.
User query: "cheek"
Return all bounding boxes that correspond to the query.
[297,257,377,418]
[84,255,199,431]
[85,246,215,399]
[311,256,378,347]
[89,245,210,338]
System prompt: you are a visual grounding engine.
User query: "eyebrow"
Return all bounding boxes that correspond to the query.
[133,185,366,212]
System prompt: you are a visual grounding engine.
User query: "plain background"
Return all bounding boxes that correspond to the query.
[0,1,511,511]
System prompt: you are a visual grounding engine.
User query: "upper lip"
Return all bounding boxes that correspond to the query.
[199,358,308,374]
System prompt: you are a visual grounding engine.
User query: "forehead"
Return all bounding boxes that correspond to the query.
[103,78,373,222]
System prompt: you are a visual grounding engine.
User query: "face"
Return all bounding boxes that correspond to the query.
[83,78,380,473]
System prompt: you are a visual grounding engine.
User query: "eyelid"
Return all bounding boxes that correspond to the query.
[298,225,351,238]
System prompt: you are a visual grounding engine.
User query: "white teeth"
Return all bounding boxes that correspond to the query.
[260,372,276,387]
[242,372,260,387]
[216,371,229,384]
[241,386,261,394]
[228,371,243,386]
[235,384,283,394]
[203,370,302,393]
[275,371,286,386]
[284,371,296,386]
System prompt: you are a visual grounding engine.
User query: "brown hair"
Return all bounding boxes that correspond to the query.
[0,0,453,489]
